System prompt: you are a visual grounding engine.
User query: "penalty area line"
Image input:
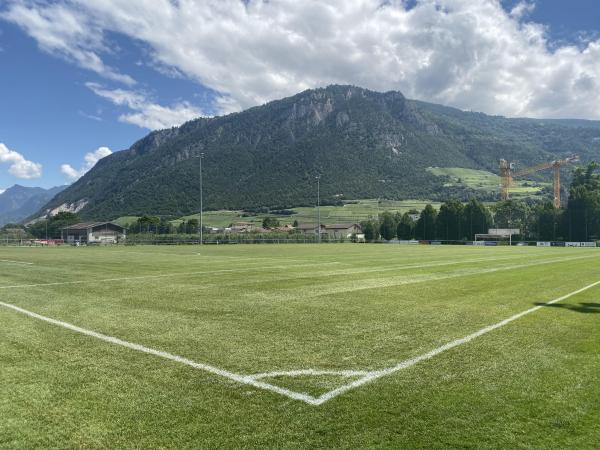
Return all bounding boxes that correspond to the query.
[2,279,599,406]
[312,279,600,405]
[0,301,319,405]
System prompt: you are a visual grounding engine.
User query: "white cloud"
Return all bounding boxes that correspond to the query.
[61,146,112,181]
[510,1,536,19]
[0,143,42,179]
[78,110,102,121]
[1,2,135,85]
[0,189,5,195]
[85,82,203,130]
[3,0,600,119]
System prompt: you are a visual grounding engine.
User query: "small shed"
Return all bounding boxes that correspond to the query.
[62,222,126,244]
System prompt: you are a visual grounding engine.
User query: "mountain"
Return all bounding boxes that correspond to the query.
[37,85,600,220]
[0,185,65,225]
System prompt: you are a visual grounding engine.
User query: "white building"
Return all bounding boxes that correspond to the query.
[62,222,126,244]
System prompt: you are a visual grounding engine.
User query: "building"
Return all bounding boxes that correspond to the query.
[272,224,295,233]
[229,222,256,233]
[62,222,126,244]
[325,223,362,239]
[296,223,327,235]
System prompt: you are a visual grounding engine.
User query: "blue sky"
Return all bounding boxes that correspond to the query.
[1,0,600,191]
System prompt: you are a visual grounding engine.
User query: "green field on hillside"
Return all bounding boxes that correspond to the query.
[427,166,549,195]
[119,199,442,228]
[114,176,549,229]
[1,244,600,448]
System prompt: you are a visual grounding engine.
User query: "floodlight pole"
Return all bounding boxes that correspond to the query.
[316,174,321,243]
[199,153,204,245]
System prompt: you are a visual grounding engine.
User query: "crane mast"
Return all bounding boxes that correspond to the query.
[499,155,579,208]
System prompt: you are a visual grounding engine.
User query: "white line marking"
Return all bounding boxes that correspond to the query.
[0,301,319,404]
[0,259,33,265]
[311,279,600,405]
[248,369,369,380]
[1,271,598,405]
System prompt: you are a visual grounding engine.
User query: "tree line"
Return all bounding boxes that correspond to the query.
[361,162,600,243]
[361,198,494,242]
[10,163,600,243]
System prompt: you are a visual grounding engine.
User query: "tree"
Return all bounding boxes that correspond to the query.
[492,200,529,236]
[531,202,561,241]
[137,215,160,232]
[27,212,80,239]
[186,218,199,233]
[463,198,493,240]
[415,204,437,240]
[362,220,380,242]
[397,212,415,240]
[436,200,464,241]
[0,223,29,240]
[1,223,24,231]
[262,217,280,228]
[158,217,174,234]
[563,162,600,240]
[379,212,397,241]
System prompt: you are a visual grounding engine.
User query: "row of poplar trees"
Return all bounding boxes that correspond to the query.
[362,162,600,242]
[362,198,493,242]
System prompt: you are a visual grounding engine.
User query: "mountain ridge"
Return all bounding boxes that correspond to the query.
[0,184,65,225]
[36,85,600,220]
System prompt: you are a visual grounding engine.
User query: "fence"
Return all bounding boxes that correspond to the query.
[0,239,63,247]
[0,236,597,247]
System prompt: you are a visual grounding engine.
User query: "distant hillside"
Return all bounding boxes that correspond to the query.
[0,185,65,225]
[37,85,600,220]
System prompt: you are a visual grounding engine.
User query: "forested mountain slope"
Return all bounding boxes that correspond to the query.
[38,85,600,219]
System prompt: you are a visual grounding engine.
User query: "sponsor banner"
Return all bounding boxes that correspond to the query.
[537,242,551,247]
[566,242,581,247]
[484,241,498,246]
[488,228,520,236]
[472,241,485,246]
[430,241,442,245]
[397,240,420,245]
[581,242,596,247]
[551,241,566,247]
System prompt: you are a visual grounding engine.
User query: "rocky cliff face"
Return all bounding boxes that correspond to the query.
[36,85,600,220]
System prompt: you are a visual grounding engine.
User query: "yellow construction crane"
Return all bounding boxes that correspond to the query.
[499,155,579,208]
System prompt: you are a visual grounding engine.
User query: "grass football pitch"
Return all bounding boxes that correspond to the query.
[1,244,600,448]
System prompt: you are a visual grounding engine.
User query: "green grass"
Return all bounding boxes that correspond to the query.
[112,216,140,226]
[1,244,600,448]
[136,199,442,229]
[427,166,549,196]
